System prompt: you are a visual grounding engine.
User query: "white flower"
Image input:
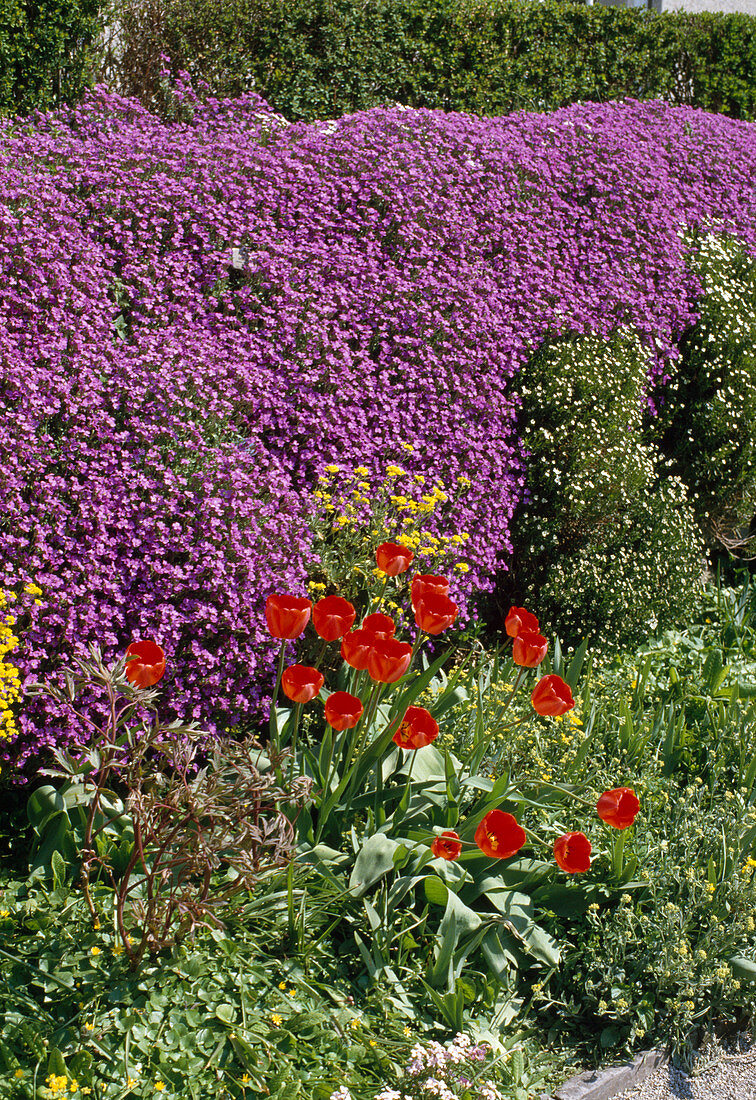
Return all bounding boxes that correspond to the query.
[329,1088,352,1100]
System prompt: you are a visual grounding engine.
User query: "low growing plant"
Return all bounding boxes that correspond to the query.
[25,647,311,968]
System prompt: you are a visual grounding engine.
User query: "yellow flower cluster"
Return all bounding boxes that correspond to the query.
[0,587,24,743]
[44,1076,88,1095]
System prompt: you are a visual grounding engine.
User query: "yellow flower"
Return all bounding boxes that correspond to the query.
[278,980,287,989]
[349,1017,361,1029]
[325,464,341,474]
[241,1075,250,1085]
[403,1026,412,1036]
[369,1039,377,1047]
[385,465,406,478]
[90,946,101,956]
[400,442,414,452]
[454,562,470,573]
[270,1013,283,1027]
[154,1082,166,1092]
[14,1069,24,1078]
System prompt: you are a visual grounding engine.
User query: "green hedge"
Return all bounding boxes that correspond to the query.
[0,0,103,115]
[106,0,756,122]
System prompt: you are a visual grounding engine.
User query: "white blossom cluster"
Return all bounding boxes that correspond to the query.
[653,231,756,546]
[512,327,703,647]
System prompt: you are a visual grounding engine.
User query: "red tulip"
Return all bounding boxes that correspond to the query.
[312,595,356,641]
[553,832,592,874]
[411,574,450,607]
[392,705,439,749]
[505,606,540,638]
[431,831,463,861]
[531,674,574,716]
[512,630,548,668]
[281,664,324,704]
[265,593,312,639]
[361,613,395,639]
[125,640,166,688]
[324,691,364,731]
[341,628,379,671]
[596,788,640,830]
[474,809,526,860]
[414,593,458,635]
[376,542,414,576]
[367,638,413,683]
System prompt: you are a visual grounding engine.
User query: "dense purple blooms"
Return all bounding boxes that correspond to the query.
[1,82,755,767]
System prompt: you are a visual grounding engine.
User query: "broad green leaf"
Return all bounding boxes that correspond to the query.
[349,833,401,895]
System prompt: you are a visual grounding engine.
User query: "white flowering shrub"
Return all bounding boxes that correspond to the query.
[507,329,704,647]
[651,232,756,554]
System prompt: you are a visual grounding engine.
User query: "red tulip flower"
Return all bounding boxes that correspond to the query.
[392,705,439,749]
[505,606,540,638]
[361,612,395,639]
[324,691,364,731]
[125,640,166,688]
[553,832,592,874]
[281,664,324,704]
[376,542,414,576]
[367,638,413,683]
[411,574,450,607]
[596,787,640,830]
[431,831,463,861]
[341,628,379,670]
[512,630,548,668]
[312,595,356,641]
[414,593,458,635]
[474,809,526,860]
[531,674,574,716]
[265,593,312,639]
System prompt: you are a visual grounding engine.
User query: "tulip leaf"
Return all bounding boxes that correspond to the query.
[481,928,519,981]
[349,833,401,896]
[564,637,590,690]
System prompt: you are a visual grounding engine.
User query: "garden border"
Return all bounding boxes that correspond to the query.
[548,1048,668,1100]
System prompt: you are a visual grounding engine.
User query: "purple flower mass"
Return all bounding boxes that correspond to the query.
[1,82,755,766]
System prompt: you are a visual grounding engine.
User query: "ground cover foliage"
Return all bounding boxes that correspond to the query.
[2,87,756,767]
[2,576,756,1098]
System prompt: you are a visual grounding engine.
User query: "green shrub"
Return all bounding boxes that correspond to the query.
[98,0,756,122]
[504,329,704,649]
[650,233,756,559]
[0,0,103,116]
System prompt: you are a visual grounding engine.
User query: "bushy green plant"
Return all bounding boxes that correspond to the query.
[97,0,756,122]
[0,0,103,116]
[504,329,704,649]
[650,233,756,558]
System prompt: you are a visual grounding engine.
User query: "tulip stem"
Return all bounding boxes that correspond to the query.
[287,703,304,783]
[369,574,390,616]
[269,640,288,757]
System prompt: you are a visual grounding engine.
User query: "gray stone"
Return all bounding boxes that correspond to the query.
[553,1049,668,1100]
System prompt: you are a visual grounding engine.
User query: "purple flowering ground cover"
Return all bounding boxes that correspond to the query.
[1,83,755,767]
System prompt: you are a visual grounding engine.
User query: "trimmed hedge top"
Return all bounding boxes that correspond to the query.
[115,0,756,122]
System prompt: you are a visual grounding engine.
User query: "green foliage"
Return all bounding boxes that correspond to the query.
[505,329,704,649]
[0,871,419,1098]
[650,233,756,557]
[100,0,756,122]
[491,575,756,1059]
[0,0,103,116]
